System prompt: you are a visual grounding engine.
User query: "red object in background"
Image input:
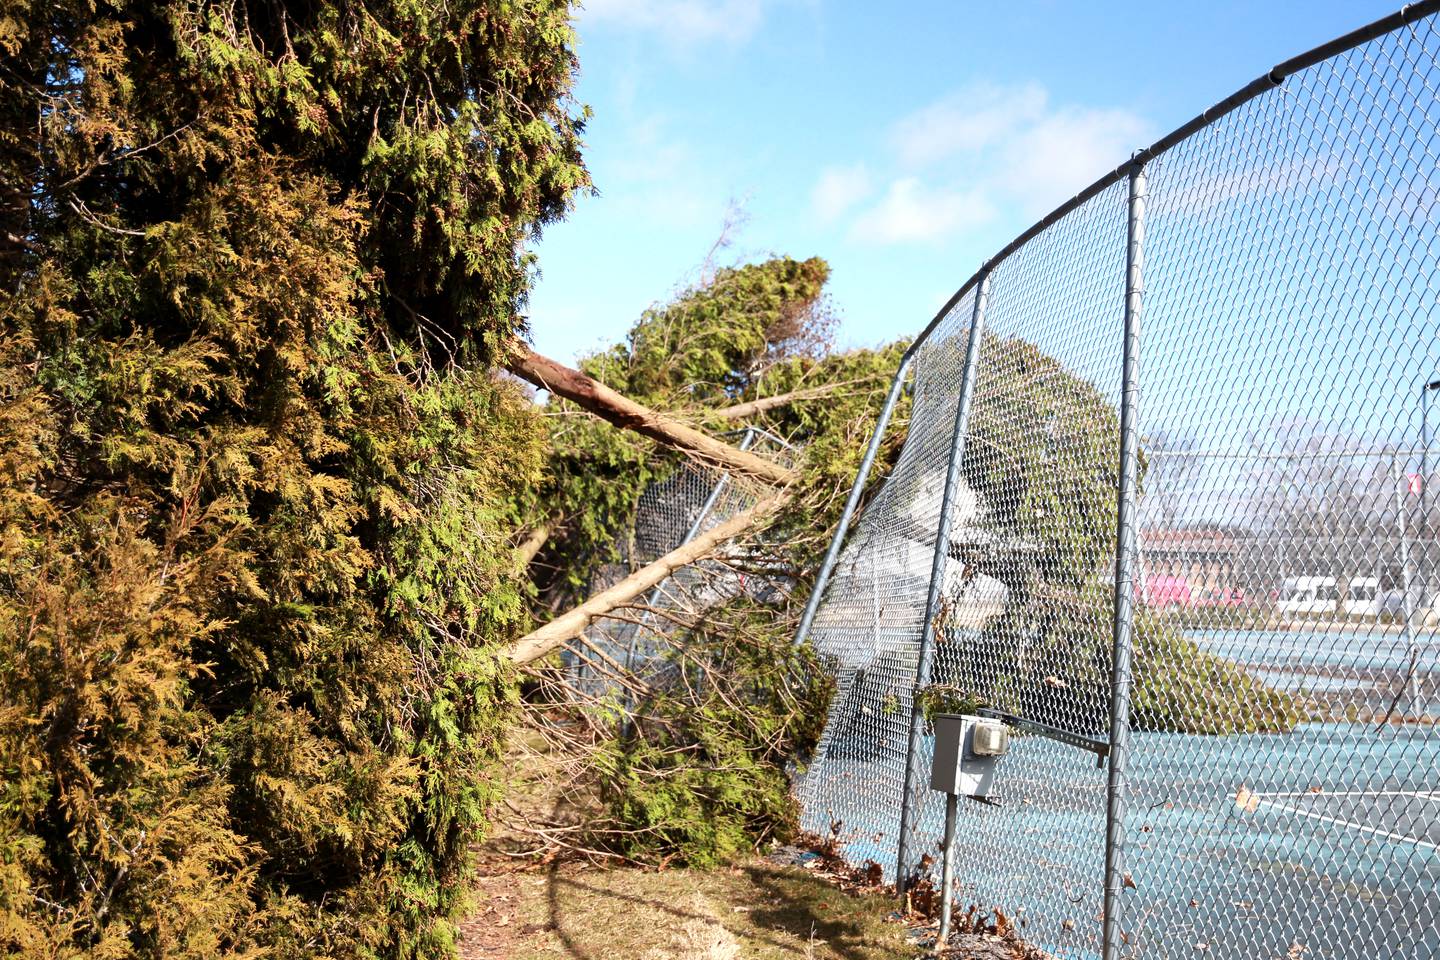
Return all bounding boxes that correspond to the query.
[1408,472,1424,495]
[1144,575,1192,608]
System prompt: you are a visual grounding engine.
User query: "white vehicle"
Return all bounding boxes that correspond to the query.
[1343,576,1381,617]
[1276,576,1339,616]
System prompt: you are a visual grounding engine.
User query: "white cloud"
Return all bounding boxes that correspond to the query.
[569,106,724,232]
[892,82,1048,167]
[831,82,1152,245]
[850,178,996,244]
[606,114,693,185]
[811,164,873,223]
[581,0,773,45]
[995,105,1151,215]
[602,119,720,229]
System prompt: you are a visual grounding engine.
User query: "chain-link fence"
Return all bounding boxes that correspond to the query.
[565,427,796,703]
[794,5,1440,958]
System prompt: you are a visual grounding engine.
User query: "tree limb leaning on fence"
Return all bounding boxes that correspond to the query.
[505,342,799,488]
[508,492,788,665]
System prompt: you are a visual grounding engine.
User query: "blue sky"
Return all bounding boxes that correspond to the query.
[523,0,1408,364]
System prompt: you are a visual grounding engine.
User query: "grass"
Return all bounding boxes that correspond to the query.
[458,721,916,960]
[460,857,916,960]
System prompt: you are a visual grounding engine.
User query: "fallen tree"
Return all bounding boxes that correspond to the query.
[505,256,914,866]
[519,256,845,618]
[510,255,1304,872]
[509,492,787,664]
[507,343,797,487]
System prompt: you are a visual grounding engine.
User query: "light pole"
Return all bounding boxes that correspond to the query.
[1391,458,1419,715]
[1420,378,1440,603]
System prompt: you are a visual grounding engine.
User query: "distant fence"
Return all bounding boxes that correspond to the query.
[794,5,1440,958]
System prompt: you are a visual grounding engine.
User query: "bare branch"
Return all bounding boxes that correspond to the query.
[709,381,855,421]
[509,493,788,664]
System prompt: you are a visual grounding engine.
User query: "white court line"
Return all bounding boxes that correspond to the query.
[1255,790,1440,801]
[1249,797,1440,853]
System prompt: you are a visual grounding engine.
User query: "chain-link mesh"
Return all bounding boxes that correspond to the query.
[797,7,1440,958]
[795,288,972,869]
[566,428,796,702]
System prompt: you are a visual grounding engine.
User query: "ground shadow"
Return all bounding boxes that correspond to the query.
[542,858,909,960]
[736,862,906,960]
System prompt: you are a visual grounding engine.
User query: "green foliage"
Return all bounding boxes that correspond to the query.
[914,685,987,726]
[947,588,1301,734]
[584,256,833,408]
[592,600,834,867]
[1,2,584,956]
[966,335,1122,587]
[530,256,837,601]
[937,333,1300,734]
[746,340,912,511]
[1130,609,1305,734]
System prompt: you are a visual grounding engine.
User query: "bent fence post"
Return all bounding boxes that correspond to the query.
[792,353,914,649]
[895,270,991,890]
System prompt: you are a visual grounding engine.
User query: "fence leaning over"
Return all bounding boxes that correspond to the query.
[794,4,1440,958]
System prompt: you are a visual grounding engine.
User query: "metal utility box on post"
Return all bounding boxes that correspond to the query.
[930,714,1009,948]
[930,714,1009,797]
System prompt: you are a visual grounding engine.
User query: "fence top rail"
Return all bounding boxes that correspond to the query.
[901,0,1440,367]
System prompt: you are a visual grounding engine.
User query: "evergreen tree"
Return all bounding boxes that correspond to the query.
[525,256,1299,867]
[0,2,586,956]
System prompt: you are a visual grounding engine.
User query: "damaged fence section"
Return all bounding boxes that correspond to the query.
[566,427,796,703]
[794,5,1440,959]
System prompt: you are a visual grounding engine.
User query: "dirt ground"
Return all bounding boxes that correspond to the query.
[456,854,919,960]
[457,726,1034,960]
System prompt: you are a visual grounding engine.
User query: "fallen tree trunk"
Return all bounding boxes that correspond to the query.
[506,343,798,488]
[509,493,787,665]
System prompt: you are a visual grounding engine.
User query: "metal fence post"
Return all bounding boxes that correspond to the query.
[793,353,914,648]
[1104,159,1147,959]
[895,270,991,891]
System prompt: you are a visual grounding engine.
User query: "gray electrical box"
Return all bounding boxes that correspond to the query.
[930,714,1010,797]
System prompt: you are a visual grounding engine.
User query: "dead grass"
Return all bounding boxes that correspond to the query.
[458,857,915,960]
[461,722,1042,960]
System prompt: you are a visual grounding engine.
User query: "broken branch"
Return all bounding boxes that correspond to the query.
[508,493,788,665]
[505,343,797,488]
[514,521,553,572]
[709,381,852,421]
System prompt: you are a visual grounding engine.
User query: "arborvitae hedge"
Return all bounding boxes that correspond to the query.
[1,2,585,956]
